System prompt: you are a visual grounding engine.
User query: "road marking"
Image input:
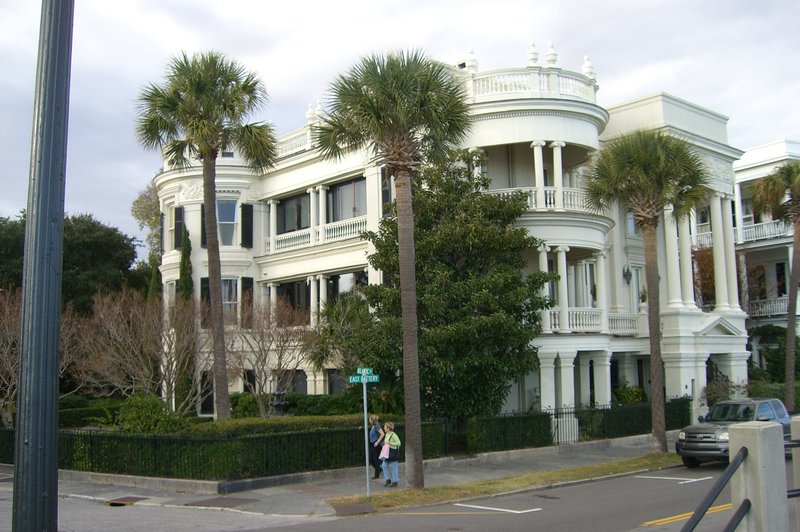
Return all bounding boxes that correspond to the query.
[641,503,732,526]
[454,503,542,514]
[634,475,713,484]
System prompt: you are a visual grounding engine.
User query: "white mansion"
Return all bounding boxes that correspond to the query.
[153,43,795,420]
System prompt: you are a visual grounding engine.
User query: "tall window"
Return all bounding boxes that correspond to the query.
[776,262,787,297]
[217,199,237,246]
[381,167,393,217]
[327,177,366,223]
[222,279,238,325]
[169,205,183,250]
[277,193,310,234]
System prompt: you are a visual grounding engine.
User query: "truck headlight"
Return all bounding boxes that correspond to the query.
[678,431,686,440]
[718,432,729,441]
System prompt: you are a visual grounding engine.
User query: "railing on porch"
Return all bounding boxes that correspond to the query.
[695,219,791,249]
[322,216,367,243]
[547,309,641,335]
[608,313,639,336]
[274,229,312,253]
[485,187,592,214]
[748,296,788,318]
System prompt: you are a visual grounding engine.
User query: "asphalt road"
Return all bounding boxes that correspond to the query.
[269,461,796,531]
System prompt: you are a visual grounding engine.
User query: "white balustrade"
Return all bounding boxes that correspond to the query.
[741,220,790,242]
[323,216,367,242]
[748,296,789,317]
[276,128,310,158]
[569,308,601,332]
[274,229,311,252]
[485,187,592,214]
[608,313,638,336]
[469,68,597,104]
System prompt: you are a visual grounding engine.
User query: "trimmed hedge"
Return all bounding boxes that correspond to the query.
[576,398,692,440]
[59,406,121,428]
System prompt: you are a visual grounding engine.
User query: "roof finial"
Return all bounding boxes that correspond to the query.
[582,55,596,80]
[546,42,557,67]
[527,41,539,67]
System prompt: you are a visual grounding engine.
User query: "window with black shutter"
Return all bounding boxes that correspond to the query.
[241,204,253,248]
[173,206,184,250]
[200,277,209,328]
[241,277,254,328]
[200,204,206,248]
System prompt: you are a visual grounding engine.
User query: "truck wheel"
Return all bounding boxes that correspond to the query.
[682,456,700,468]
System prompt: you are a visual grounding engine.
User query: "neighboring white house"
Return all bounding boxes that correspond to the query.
[730,140,800,367]
[153,43,753,420]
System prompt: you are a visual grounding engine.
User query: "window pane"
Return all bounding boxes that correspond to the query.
[354,178,366,216]
[218,200,237,246]
[222,279,238,325]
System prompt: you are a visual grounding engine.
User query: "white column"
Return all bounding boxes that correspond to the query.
[308,276,318,326]
[268,282,277,313]
[268,200,278,253]
[594,250,609,333]
[590,351,612,406]
[721,196,741,311]
[550,141,565,210]
[531,140,546,209]
[557,351,577,407]
[317,185,328,243]
[317,274,328,312]
[538,350,557,410]
[733,183,744,243]
[678,215,696,308]
[308,188,318,245]
[663,206,683,308]
[557,246,571,333]
[709,194,730,310]
[538,244,551,332]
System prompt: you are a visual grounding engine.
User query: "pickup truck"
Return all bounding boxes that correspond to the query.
[675,397,792,468]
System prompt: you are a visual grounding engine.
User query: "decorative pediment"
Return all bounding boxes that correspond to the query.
[695,316,745,337]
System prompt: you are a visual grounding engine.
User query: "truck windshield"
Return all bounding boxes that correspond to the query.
[706,403,754,422]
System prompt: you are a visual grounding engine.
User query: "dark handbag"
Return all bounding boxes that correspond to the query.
[388,446,400,461]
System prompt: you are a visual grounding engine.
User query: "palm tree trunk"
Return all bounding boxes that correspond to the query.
[785,222,800,411]
[395,168,424,489]
[202,157,231,419]
[643,224,667,452]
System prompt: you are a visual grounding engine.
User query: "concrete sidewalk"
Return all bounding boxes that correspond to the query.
[0,432,675,526]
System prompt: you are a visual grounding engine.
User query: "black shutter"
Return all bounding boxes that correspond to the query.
[173,206,184,250]
[200,277,209,328]
[241,204,253,248]
[241,277,254,328]
[159,212,165,254]
[200,204,207,248]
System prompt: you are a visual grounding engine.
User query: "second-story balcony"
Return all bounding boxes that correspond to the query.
[696,219,792,248]
[486,187,593,213]
[265,215,367,255]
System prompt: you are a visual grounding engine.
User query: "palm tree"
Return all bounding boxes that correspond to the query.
[137,51,277,419]
[315,50,471,488]
[750,161,800,411]
[585,130,708,452]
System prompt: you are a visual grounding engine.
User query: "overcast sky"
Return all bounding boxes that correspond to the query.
[1,0,798,259]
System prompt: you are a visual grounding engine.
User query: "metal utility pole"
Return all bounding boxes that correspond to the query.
[13,1,74,530]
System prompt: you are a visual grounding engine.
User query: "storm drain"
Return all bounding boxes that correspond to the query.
[106,496,148,507]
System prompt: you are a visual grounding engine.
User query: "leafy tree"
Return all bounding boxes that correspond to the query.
[0,213,137,314]
[137,51,278,419]
[177,227,193,301]
[749,161,800,411]
[0,214,25,290]
[315,50,471,489]
[585,130,709,452]
[359,148,552,421]
[306,290,372,379]
[130,181,161,255]
[146,251,162,301]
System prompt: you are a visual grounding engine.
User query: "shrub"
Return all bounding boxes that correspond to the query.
[611,379,647,405]
[284,392,360,416]
[230,392,261,418]
[118,394,190,434]
[466,412,553,453]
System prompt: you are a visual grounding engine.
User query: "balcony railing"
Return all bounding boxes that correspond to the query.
[741,220,791,241]
[608,313,639,336]
[469,68,597,104]
[323,216,367,243]
[695,220,792,248]
[546,309,641,336]
[748,296,788,318]
[486,187,592,214]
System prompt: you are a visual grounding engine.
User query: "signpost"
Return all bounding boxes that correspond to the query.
[350,367,379,497]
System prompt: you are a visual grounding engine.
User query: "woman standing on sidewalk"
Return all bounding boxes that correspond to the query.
[381,422,401,487]
[368,415,384,479]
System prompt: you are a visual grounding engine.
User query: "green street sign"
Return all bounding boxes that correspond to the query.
[356,367,373,375]
[348,374,380,384]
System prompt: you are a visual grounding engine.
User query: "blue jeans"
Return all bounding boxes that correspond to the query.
[381,459,399,483]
